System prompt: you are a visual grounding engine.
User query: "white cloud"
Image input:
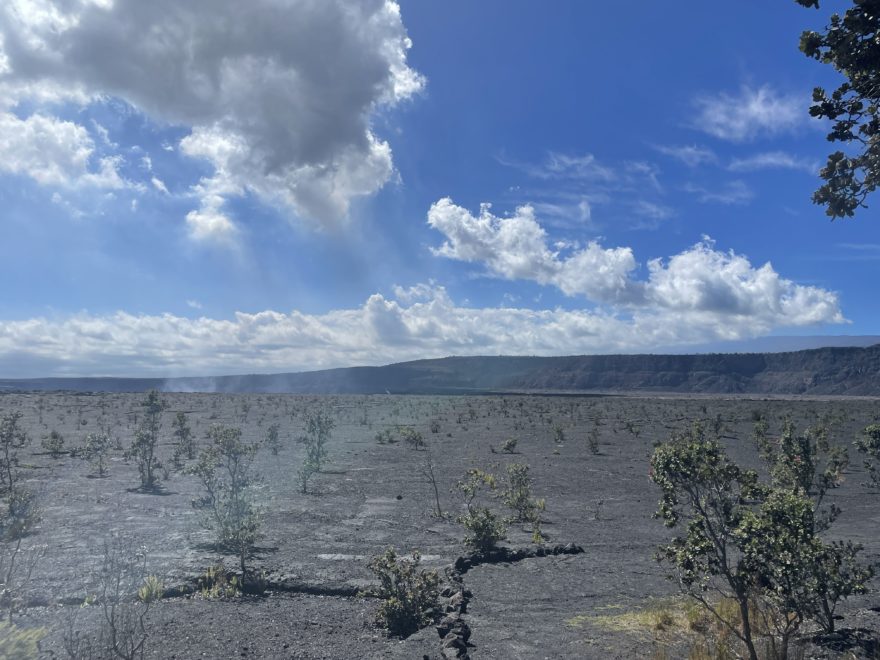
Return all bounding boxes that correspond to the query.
[427,198,639,303]
[655,144,717,168]
[683,180,754,205]
[499,151,672,230]
[728,151,818,174]
[692,85,804,142]
[150,176,169,194]
[0,278,844,377]
[427,199,842,326]
[0,0,424,234]
[0,111,126,189]
[645,239,841,324]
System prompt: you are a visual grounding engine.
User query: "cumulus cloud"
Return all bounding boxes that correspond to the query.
[428,198,639,303]
[427,199,843,324]
[0,0,423,234]
[0,111,127,188]
[692,85,804,142]
[0,279,845,377]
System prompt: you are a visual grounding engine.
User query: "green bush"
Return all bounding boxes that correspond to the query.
[41,430,64,458]
[364,548,440,637]
[125,390,166,490]
[80,432,112,477]
[188,425,261,574]
[455,469,506,551]
[855,423,880,487]
[651,421,871,660]
[171,411,195,468]
[399,426,425,450]
[500,463,545,543]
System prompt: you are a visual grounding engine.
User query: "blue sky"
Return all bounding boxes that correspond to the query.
[0,0,877,376]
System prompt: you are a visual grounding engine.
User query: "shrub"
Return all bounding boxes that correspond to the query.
[500,463,545,543]
[587,419,600,455]
[855,423,880,487]
[125,390,166,490]
[552,424,565,444]
[188,425,261,575]
[64,541,156,660]
[41,431,64,458]
[500,438,517,453]
[81,432,112,477]
[455,469,506,551]
[3,487,41,540]
[265,423,282,456]
[399,426,425,450]
[299,411,334,472]
[375,429,396,445]
[364,548,440,637]
[0,538,45,622]
[651,421,871,660]
[0,413,28,495]
[429,419,441,434]
[171,412,195,468]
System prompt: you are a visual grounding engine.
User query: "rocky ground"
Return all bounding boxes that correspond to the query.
[0,391,878,659]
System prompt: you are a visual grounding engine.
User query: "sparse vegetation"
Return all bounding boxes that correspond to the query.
[81,431,112,477]
[125,391,166,491]
[171,411,195,468]
[500,463,545,543]
[455,468,507,551]
[364,548,440,637]
[265,423,282,455]
[399,426,425,450]
[41,430,65,458]
[855,423,880,488]
[188,425,261,574]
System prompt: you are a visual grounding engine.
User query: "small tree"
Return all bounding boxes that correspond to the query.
[651,422,871,660]
[299,411,334,472]
[265,423,282,456]
[188,425,261,575]
[171,412,195,468]
[419,448,443,518]
[455,469,506,552]
[364,548,440,638]
[0,413,28,495]
[81,432,112,478]
[125,391,166,491]
[500,463,545,543]
[399,426,425,451]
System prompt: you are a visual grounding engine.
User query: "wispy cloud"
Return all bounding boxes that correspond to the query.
[692,85,805,142]
[654,144,718,168]
[728,151,818,174]
[684,180,754,205]
[499,151,672,230]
